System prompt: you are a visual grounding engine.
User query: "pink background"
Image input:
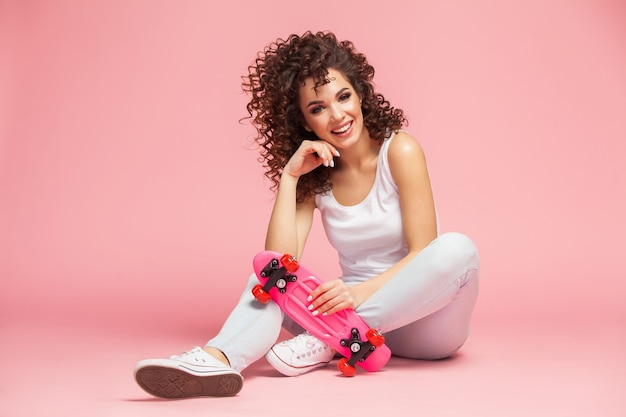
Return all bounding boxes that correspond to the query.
[1,1,625,416]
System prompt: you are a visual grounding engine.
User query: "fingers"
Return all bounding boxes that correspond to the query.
[307,280,354,316]
[284,140,340,178]
[305,140,340,168]
[316,144,341,168]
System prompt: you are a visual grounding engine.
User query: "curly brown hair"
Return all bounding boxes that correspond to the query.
[242,31,407,202]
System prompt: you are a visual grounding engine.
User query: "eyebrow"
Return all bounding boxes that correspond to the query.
[306,87,351,108]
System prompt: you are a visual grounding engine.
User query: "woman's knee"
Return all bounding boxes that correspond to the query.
[435,232,480,272]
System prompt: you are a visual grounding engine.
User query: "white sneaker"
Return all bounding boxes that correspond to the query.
[266,332,335,376]
[134,346,243,398]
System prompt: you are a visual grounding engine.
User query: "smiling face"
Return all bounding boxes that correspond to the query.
[298,68,366,149]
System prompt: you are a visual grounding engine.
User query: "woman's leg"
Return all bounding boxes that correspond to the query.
[355,232,480,359]
[206,273,284,372]
[134,273,283,398]
[383,272,479,359]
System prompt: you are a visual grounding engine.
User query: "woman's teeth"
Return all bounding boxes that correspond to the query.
[333,122,352,134]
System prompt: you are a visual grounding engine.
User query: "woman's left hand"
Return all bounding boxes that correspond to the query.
[307,279,363,316]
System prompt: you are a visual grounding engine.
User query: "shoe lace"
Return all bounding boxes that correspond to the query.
[171,347,208,363]
[284,332,330,359]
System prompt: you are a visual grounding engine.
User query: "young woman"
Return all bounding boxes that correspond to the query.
[134,31,480,398]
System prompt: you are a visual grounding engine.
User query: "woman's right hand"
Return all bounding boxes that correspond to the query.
[283,140,340,179]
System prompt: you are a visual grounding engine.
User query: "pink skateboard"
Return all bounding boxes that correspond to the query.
[252,251,391,377]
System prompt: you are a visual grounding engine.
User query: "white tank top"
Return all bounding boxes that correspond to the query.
[315,131,407,283]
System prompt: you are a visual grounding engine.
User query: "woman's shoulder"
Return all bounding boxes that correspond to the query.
[387,130,425,163]
[386,130,429,190]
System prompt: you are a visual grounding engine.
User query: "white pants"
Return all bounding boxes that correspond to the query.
[207,232,480,371]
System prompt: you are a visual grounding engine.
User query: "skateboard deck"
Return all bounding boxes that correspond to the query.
[252,250,391,376]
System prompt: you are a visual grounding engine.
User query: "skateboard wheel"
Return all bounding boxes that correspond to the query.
[366,329,385,347]
[337,358,357,377]
[252,284,271,304]
[280,254,300,273]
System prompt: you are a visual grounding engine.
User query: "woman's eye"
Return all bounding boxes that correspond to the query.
[311,106,324,114]
[339,93,351,101]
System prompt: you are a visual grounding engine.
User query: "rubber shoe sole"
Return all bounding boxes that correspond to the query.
[135,366,243,398]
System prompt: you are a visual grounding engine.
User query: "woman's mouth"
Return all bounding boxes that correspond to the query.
[331,121,353,135]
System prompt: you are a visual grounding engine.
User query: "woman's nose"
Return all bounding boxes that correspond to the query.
[329,104,343,121]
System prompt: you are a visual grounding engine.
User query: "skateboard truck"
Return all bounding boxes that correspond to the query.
[338,328,385,377]
[252,255,299,303]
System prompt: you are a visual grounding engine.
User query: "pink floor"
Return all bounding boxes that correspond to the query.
[2,319,624,417]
